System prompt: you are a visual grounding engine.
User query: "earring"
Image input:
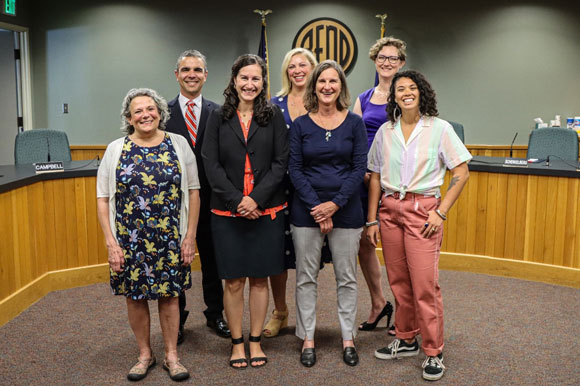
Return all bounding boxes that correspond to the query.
[393,105,401,121]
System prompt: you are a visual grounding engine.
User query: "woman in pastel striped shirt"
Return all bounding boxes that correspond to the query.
[366,70,471,381]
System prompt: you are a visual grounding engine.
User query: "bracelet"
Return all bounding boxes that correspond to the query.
[365,220,379,227]
[435,209,447,221]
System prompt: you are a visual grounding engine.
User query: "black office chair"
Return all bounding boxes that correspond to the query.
[526,128,579,161]
[14,129,72,164]
[447,120,465,144]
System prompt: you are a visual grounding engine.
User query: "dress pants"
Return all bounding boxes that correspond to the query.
[179,217,224,325]
[379,193,444,356]
[292,225,362,341]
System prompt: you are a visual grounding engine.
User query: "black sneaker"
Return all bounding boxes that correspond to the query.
[422,353,445,381]
[374,338,419,360]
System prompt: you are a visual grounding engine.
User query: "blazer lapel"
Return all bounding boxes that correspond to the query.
[227,115,247,145]
[197,97,210,139]
[246,118,260,142]
[170,98,190,142]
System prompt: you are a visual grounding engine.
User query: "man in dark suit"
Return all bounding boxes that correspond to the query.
[165,50,230,343]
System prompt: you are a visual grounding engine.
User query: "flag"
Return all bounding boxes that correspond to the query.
[374,22,386,86]
[258,19,271,99]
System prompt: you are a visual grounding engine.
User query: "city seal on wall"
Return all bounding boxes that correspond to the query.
[292,17,358,75]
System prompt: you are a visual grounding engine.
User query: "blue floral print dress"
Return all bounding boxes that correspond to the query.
[112,134,191,300]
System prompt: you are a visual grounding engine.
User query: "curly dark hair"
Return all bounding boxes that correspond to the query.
[221,54,274,126]
[386,70,438,122]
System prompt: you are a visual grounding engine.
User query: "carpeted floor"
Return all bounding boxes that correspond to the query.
[0,267,578,385]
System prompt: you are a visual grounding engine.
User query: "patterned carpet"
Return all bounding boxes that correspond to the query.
[1,267,578,385]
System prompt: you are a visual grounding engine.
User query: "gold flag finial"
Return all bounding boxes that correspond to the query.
[254,9,272,23]
[375,13,388,38]
[375,13,388,26]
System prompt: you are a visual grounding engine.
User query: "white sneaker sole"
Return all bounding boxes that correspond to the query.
[374,349,419,360]
[423,369,445,381]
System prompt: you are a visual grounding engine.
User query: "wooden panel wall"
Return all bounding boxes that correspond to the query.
[71,144,528,160]
[70,145,106,161]
[71,143,578,160]
[467,145,528,158]
[440,171,580,269]
[0,177,108,302]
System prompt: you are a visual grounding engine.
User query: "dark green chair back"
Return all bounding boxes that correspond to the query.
[14,129,72,164]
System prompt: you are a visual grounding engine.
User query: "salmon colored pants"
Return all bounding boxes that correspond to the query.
[379,192,444,356]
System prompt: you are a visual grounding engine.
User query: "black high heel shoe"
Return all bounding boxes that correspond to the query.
[358,301,393,331]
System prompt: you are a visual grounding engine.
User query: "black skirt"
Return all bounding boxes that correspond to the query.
[211,212,285,279]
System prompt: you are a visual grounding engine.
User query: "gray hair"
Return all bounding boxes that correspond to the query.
[175,49,208,72]
[120,88,170,134]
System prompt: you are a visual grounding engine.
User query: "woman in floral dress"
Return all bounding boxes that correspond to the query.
[97,88,200,382]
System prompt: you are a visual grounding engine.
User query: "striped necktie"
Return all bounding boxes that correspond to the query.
[185,100,198,147]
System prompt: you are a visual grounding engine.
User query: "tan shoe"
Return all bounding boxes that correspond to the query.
[262,309,289,338]
[127,356,156,381]
[163,359,190,381]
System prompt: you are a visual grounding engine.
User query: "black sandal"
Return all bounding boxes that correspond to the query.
[248,335,268,368]
[229,337,248,370]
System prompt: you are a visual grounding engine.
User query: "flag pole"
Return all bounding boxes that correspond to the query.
[254,9,272,99]
[374,13,388,86]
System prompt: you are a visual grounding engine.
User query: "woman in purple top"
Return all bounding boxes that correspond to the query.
[289,60,367,367]
[352,36,407,334]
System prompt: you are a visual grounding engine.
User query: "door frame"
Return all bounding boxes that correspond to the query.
[0,21,32,131]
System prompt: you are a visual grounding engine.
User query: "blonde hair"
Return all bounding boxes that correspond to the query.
[276,48,317,97]
[368,36,407,61]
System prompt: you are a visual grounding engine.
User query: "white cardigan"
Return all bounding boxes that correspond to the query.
[96,132,200,242]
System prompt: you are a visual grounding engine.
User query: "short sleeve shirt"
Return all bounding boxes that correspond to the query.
[367,116,472,198]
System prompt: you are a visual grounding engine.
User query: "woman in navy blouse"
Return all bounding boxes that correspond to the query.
[289,60,367,367]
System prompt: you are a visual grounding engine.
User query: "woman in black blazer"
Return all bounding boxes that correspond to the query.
[202,54,289,369]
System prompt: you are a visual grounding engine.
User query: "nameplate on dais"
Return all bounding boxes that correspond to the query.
[503,158,528,166]
[34,161,64,173]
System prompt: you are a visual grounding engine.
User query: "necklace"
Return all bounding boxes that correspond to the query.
[313,111,344,140]
[288,94,306,117]
[374,87,389,98]
[288,94,301,107]
[325,130,332,142]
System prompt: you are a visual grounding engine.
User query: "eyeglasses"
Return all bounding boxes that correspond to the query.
[376,55,401,64]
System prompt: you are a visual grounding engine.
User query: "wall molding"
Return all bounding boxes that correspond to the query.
[438,252,580,288]
[375,249,578,288]
[0,264,109,327]
[2,252,577,327]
